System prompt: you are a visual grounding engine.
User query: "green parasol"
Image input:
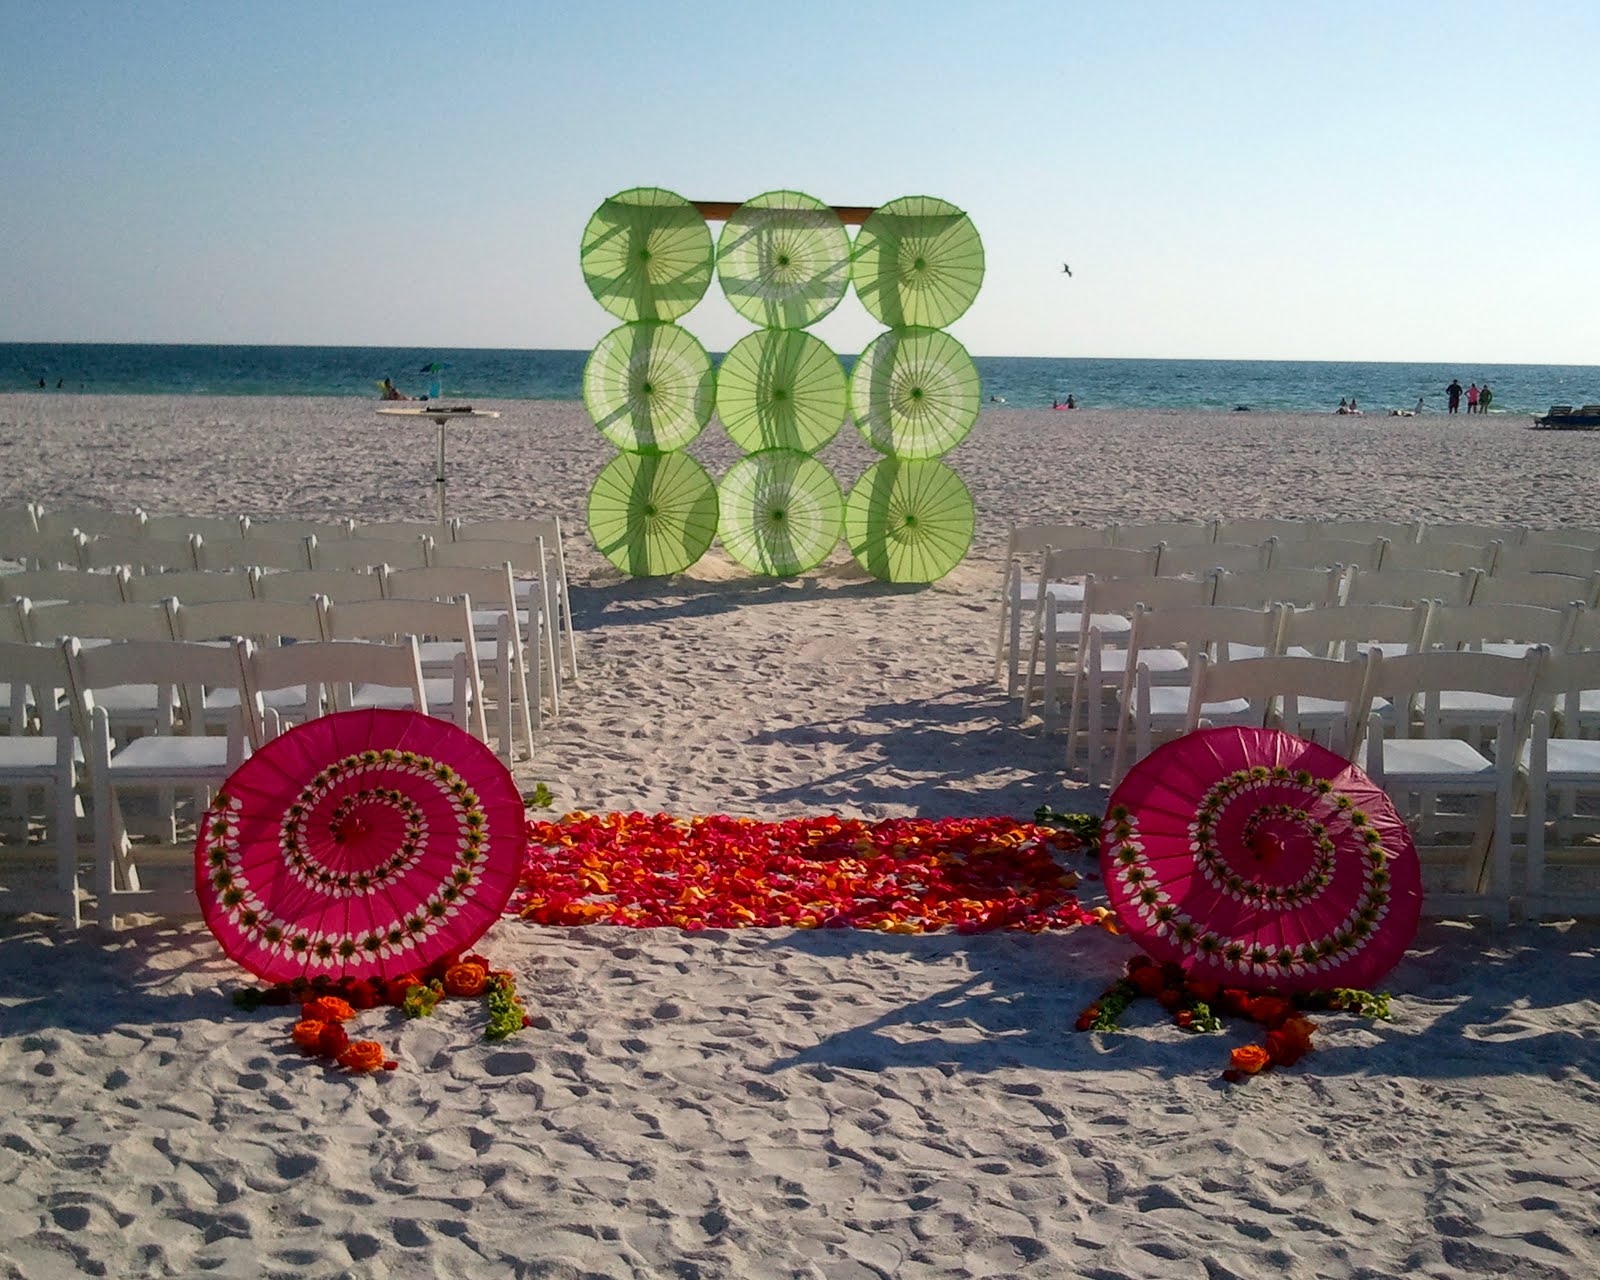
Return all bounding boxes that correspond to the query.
[580,187,714,322]
[716,328,847,455]
[583,321,715,454]
[587,451,719,577]
[850,326,981,458]
[844,458,975,583]
[715,190,851,329]
[851,195,985,329]
[717,449,844,577]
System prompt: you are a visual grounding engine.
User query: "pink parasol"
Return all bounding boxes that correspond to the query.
[196,709,524,984]
[1102,727,1421,992]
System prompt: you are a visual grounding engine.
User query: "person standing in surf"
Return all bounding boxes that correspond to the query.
[1446,378,1463,414]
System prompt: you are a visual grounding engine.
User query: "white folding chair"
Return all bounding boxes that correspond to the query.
[0,640,83,925]
[1343,566,1478,608]
[1470,571,1600,610]
[1423,520,1524,547]
[122,567,258,605]
[78,533,197,574]
[1109,605,1284,786]
[1276,602,1433,660]
[1524,527,1600,551]
[241,637,427,747]
[429,539,561,717]
[20,599,178,743]
[453,516,579,681]
[65,637,251,923]
[1380,540,1498,575]
[350,520,447,543]
[250,568,385,603]
[1155,541,1273,578]
[1213,517,1320,545]
[311,536,433,572]
[166,598,328,731]
[193,533,313,573]
[1109,519,1217,548]
[2,529,89,571]
[1357,648,1545,925]
[1491,541,1599,579]
[320,598,488,744]
[1269,537,1387,573]
[0,568,128,604]
[1187,652,1372,758]
[1209,567,1345,610]
[381,564,535,762]
[994,524,1109,689]
[1320,518,1423,545]
[1521,650,1600,920]
[138,514,248,541]
[244,517,354,542]
[36,507,146,540]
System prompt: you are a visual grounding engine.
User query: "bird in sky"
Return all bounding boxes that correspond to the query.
[1062,263,1072,276]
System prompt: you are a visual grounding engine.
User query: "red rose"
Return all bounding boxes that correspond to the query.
[1156,987,1184,1010]
[1184,979,1221,1003]
[1126,955,1157,976]
[1219,989,1255,1017]
[1247,996,1295,1028]
[1174,1009,1195,1029]
[1131,967,1167,998]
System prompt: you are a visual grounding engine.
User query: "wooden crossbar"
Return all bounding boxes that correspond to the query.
[691,200,877,225]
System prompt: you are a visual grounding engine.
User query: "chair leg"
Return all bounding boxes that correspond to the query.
[54,745,80,928]
[1525,757,1547,926]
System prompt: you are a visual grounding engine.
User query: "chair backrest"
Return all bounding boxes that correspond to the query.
[21,598,175,644]
[194,533,313,573]
[167,597,327,644]
[429,537,547,577]
[1423,520,1525,547]
[1277,602,1432,660]
[78,532,198,573]
[1362,647,1546,742]
[1125,603,1283,659]
[1424,603,1577,653]
[311,536,432,572]
[1319,518,1423,545]
[350,520,447,542]
[1270,537,1386,572]
[65,636,247,739]
[380,564,521,621]
[1491,541,1599,579]
[139,513,248,540]
[1186,652,1372,755]
[1534,648,1600,733]
[1,529,87,569]
[121,567,258,604]
[0,568,128,604]
[1081,574,1215,620]
[0,639,75,734]
[1470,571,1600,610]
[1342,566,1477,607]
[245,517,354,541]
[1004,524,1109,558]
[0,506,40,539]
[242,637,427,742]
[250,568,385,602]
[35,507,146,539]
[1109,519,1217,548]
[1213,517,1319,544]
[1379,540,1497,575]
[321,597,474,645]
[1039,544,1161,586]
[1157,541,1272,578]
[1210,567,1344,609]
[1524,526,1600,550]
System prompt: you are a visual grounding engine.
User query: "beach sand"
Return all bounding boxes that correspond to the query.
[1,394,1597,1278]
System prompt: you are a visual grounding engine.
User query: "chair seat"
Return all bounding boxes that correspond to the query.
[1355,641,1414,658]
[94,684,161,713]
[1289,695,1352,722]
[109,735,241,776]
[1519,737,1600,781]
[349,677,462,710]
[1021,582,1085,605]
[1378,737,1495,780]
[1132,685,1250,722]
[0,737,71,774]
[1097,647,1186,677]
[1058,611,1131,637]
[471,608,530,631]
[415,638,498,665]
[1435,690,1515,720]
[1476,641,1541,658]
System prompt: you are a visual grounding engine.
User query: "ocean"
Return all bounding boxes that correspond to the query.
[3,343,1594,416]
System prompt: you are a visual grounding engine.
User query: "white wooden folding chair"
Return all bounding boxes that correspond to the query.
[994,523,1108,689]
[1321,518,1423,545]
[20,599,178,744]
[1209,567,1345,610]
[321,598,488,744]
[250,568,385,603]
[1357,648,1546,924]
[0,568,128,605]
[1155,541,1273,578]
[0,505,40,538]
[452,516,579,681]
[1109,519,1217,548]
[166,597,328,731]
[1109,605,1284,786]
[349,520,446,542]
[429,539,561,716]
[1524,527,1600,551]
[1276,602,1434,660]
[241,637,427,746]
[1491,541,1600,579]
[1380,540,1498,575]
[2,529,89,571]
[193,533,313,573]
[0,640,83,925]
[244,517,353,542]
[1422,520,1523,547]
[311,536,433,572]
[122,567,258,605]
[381,565,535,762]
[1187,652,1373,757]
[1213,517,1321,545]
[1269,537,1387,573]
[1342,566,1477,608]
[1470,571,1600,610]
[138,514,248,541]
[64,637,251,924]
[78,533,197,574]
[36,507,146,540]
[1521,650,1600,920]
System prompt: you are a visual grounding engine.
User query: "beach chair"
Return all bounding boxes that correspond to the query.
[1276,602,1434,661]
[77,533,198,574]
[1187,652,1373,757]
[65,637,251,924]
[429,539,561,715]
[1356,648,1546,924]
[244,517,354,542]
[994,523,1109,689]
[1521,650,1600,919]
[240,638,426,746]
[1270,537,1387,573]
[0,640,84,925]
[1154,541,1274,578]
[138,514,248,541]
[166,598,328,732]
[0,529,89,572]
[452,516,579,681]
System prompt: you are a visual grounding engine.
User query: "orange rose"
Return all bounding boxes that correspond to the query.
[338,1040,388,1073]
[1229,1044,1273,1075]
[301,995,355,1023]
[291,1019,329,1053]
[443,962,489,997]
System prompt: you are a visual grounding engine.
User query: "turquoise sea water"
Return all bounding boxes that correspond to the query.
[3,343,1595,416]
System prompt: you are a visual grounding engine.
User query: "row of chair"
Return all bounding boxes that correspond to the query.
[0,633,445,927]
[1003,517,1600,554]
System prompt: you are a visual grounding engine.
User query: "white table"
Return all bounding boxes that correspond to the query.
[377,406,501,526]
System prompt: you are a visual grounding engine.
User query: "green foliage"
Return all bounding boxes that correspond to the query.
[1033,806,1102,845]
[522,783,554,810]
[402,979,445,1019]
[485,973,527,1041]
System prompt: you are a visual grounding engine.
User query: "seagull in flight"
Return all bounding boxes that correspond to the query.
[1061,263,1072,276]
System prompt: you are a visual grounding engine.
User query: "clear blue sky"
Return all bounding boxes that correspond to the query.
[3,0,1597,363]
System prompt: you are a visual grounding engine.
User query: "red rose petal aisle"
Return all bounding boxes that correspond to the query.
[515,811,1106,934]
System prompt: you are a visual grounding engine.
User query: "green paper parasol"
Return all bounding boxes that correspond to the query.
[580,187,714,322]
[850,326,981,458]
[717,449,844,577]
[844,458,975,583]
[583,321,715,454]
[587,451,719,577]
[851,195,985,328]
[715,190,851,329]
[716,329,848,455]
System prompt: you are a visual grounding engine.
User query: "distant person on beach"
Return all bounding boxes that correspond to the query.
[1338,398,1349,414]
[1065,395,1076,409]
[1447,379,1463,413]
[379,377,409,401]
[36,378,44,388]
[1479,384,1492,413]
[1467,382,1479,413]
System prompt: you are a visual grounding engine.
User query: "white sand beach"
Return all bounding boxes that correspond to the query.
[1,394,1597,1278]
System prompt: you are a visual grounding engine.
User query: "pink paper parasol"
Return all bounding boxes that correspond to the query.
[196,709,524,984]
[1101,727,1421,992]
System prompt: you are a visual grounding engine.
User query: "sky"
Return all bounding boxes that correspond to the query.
[2,0,1597,364]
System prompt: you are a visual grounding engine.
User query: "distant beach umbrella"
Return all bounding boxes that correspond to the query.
[580,187,714,322]
[1102,727,1422,993]
[715,190,851,329]
[587,450,719,577]
[850,195,985,329]
[844,458,975,583]
[583,321,715,454]
[716,328,848,455]
[195,709,524,984]
[717,449,843,577]
[850,326,981,459]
